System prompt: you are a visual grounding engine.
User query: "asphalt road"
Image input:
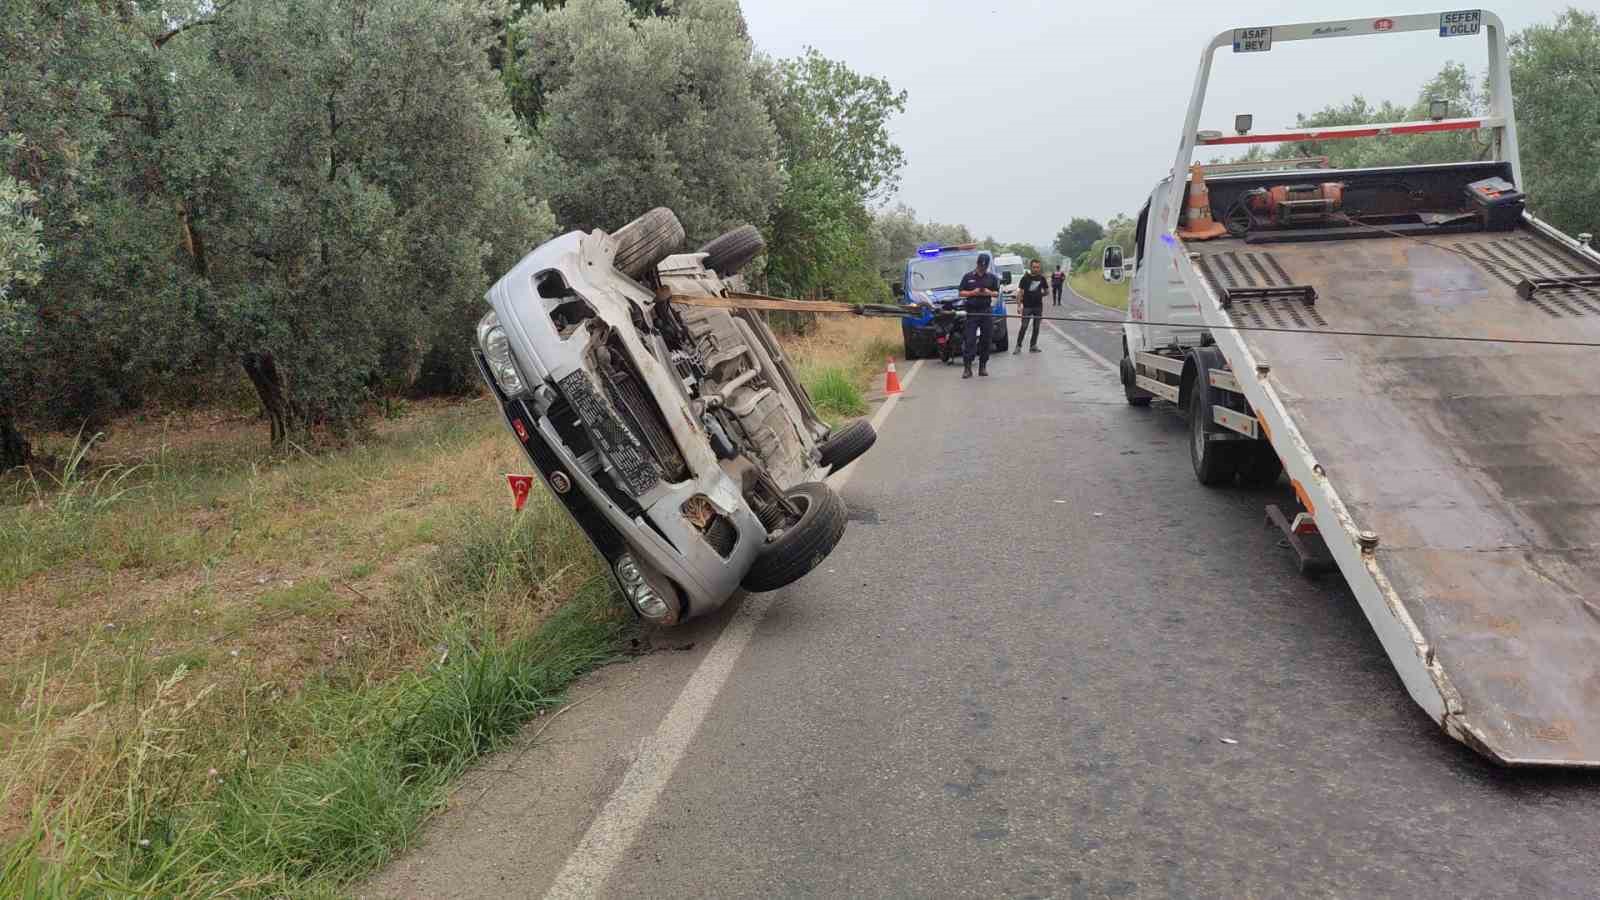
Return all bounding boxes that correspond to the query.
[369,303,1600,899]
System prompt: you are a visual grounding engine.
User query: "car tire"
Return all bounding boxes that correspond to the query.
[612,207,685,281]
[903,337,921,361]
[818,419,876,474]
[740,482,847,593]
[700,225,765,277]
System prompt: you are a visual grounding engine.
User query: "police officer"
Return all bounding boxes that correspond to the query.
[958,252,1001,379]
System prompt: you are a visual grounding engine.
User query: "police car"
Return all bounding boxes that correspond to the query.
[893,243,1010,359]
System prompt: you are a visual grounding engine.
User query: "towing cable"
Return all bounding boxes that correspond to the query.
[664,291,1600,350]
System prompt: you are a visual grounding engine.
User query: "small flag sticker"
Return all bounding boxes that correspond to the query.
[506,474,535,511]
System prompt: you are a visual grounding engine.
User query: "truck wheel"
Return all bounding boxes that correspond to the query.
[741,482,847,593]
[1121,354,1152,406]
[699,225,765,277]
[1238,442,1283,487]
[1188,387,1241,486]
[903,337,921,361]
[818,419,876,474]
[612,207,684,281]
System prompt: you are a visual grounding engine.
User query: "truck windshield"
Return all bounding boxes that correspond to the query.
[907,256,974,291]
[998,264,1025,283]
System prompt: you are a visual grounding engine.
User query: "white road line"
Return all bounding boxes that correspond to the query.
[544,359,925,899]
[1045,320,1119,375]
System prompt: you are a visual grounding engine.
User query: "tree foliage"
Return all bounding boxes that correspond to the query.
[1076,213,1136,273]
[1053,217,1104,260]
[1265,61,1486,170]
[763,48,907,205]
[759,47,906,301]
[518,0,780,243]
[2,0,554,455]
[1512,8,1600,236]
[869,204,973,282]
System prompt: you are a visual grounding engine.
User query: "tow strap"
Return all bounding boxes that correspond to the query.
[664,291,903,317]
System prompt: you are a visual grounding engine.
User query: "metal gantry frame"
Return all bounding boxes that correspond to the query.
[1160,11,1522,238]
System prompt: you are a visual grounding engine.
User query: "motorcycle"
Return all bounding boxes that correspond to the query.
[931,300,966,365]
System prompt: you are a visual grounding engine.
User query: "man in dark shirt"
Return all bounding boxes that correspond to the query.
[958,252,1000,378]
[1050,265,1066,305]
[1014,259,1048,353]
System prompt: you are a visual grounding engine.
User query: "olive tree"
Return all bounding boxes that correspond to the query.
[518,0,780,242]
[195,0,555,440]
[1512,9,1600,236]
[1,1,218,463]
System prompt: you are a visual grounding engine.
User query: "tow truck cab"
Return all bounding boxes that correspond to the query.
[894,242,1010,359]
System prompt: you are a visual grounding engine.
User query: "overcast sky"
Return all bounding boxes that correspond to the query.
[740,1,1581,248]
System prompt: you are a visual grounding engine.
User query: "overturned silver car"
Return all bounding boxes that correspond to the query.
[474,208,876,625]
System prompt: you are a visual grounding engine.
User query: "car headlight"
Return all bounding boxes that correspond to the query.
[477,311,527,397]
[615,554,671,621]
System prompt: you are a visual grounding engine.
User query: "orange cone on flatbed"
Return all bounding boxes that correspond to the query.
[1177,163,1227,241]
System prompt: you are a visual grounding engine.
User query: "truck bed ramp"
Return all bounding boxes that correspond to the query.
[1193,226,1600,765]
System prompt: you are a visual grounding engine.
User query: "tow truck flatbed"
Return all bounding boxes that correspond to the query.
[1190,221,1600,765]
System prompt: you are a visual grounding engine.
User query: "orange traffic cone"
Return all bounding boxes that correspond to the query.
[884,358,903,395]
[1177,163,1227,241]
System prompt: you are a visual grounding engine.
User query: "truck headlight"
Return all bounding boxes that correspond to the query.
[477,311,527,397]
[615,554,672,621]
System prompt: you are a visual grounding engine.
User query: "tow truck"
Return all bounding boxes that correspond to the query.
[1120,10,1600,766]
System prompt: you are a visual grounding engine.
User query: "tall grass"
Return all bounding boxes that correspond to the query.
[1,437,632,896]
[801,365,868,420]
[1068,271,1130,311]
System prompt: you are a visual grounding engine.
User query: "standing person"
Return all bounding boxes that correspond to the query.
[1051,265,1066,305]
[958,252,1000,379]
[1014,259,1048,354]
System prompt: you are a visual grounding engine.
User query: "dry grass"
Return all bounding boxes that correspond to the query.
[780,314,902,421]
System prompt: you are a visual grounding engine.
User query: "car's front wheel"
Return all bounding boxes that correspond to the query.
[740,482,847,593]
[819,420,876,474]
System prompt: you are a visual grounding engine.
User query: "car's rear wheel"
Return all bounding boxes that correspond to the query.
[700,225,765,277]
[612,207,685,281]
[740,482,847,593]
[818,420,876,474]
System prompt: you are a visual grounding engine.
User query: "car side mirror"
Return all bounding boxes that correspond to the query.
[1001,272,1013,285]
[891,281,904,298]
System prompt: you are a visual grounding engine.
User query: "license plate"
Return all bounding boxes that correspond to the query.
[1439,10,1481,37]
[1232,27,1272,53]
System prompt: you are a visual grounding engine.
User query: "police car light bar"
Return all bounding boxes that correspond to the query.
[917,242,979,257]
